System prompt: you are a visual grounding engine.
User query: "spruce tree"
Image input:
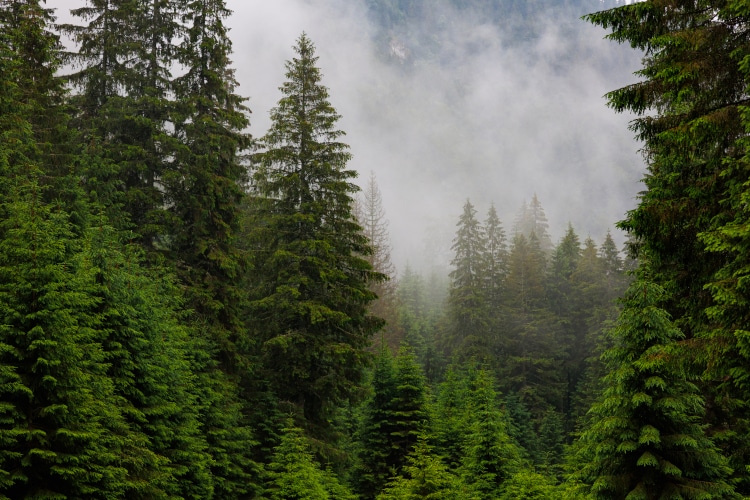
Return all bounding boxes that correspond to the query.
[354,348,398,498]
[441,199,489,361]
[460,369,524,499]
[0,176,132,499]
[170,0,252,368]
[85,222,216,498]
[572,279,734,499]
[358,171,402,351]
[264,418,330,500]
[62,0,182,246]
[249,33,384,436]
[584,2,750,490]
[377,433,467,500]
[482,202,508,311]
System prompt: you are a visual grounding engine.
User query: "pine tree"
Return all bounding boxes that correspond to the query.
[441,199,489,361]
[249,33,384,436]
[514,194,552,254]
[170,0,252,370]
[585,2,750,490]
[460,369,524,499]
[264,418,330,500]
[358,171,402,351]
[572,279,734,499]
[377,433,467,500]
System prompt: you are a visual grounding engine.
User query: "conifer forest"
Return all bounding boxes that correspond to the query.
[4,0,750,498]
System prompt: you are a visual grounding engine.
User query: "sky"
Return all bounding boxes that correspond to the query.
[52,0,646,274]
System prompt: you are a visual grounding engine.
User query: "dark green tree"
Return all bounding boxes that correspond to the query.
[585,1,750,490]
[503,232,562,414]
[62,0,181,245]
[572,279,734,499]
[170,0,252,369]
[441,199,489,361]
[0,176,132,499]
[353,348,398,498]
[249,32,384,436]
[85,222,217,499]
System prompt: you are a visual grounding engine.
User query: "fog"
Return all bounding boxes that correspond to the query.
[53,0,645,274]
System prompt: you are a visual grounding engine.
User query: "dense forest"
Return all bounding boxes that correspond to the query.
[1,0,750,499]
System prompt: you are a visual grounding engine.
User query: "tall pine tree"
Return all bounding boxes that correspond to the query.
[249,33,384,438]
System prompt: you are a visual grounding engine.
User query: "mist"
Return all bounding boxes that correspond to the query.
[229,0,644,273]
[53,0,645,274]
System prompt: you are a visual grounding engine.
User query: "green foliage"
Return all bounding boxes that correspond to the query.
[499,470,557,500]
[441,199,490,361]
[249,32,384,436]
[459,370,524,499]
[571,279,734,499]
[0,176,130,499]
[355,346,428,498]
[264,418,331,500]
[377,434,468,500]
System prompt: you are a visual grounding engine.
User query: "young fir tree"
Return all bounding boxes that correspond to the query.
[431,366,471,469]
[249,33,384,437]
[263,418,331,500]
[377,433,467,500]
[459,369,524,500]
[353,347,398,498]
[572,279,734,499]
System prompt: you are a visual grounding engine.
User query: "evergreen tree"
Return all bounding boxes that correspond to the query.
[572,279,734,499]
[460,370,524,499]
[358,171,402,352]
[0,176,131,499]
[354,348,398,498]
[249,33,384,436]
[85,222,216,498]
[441,199,489,361]
[514,194,552,254]
[170,0,252,370]
[585,1,750,490]
[503,232,561,414]
[431,366,471,469]
[377,433,467,500]
[264,418,330,500]
[482,202,508,309]
[391,346,428,462]
[62,0,181,246]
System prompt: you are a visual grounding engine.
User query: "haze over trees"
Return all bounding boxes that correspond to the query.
[2,0,750,498]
